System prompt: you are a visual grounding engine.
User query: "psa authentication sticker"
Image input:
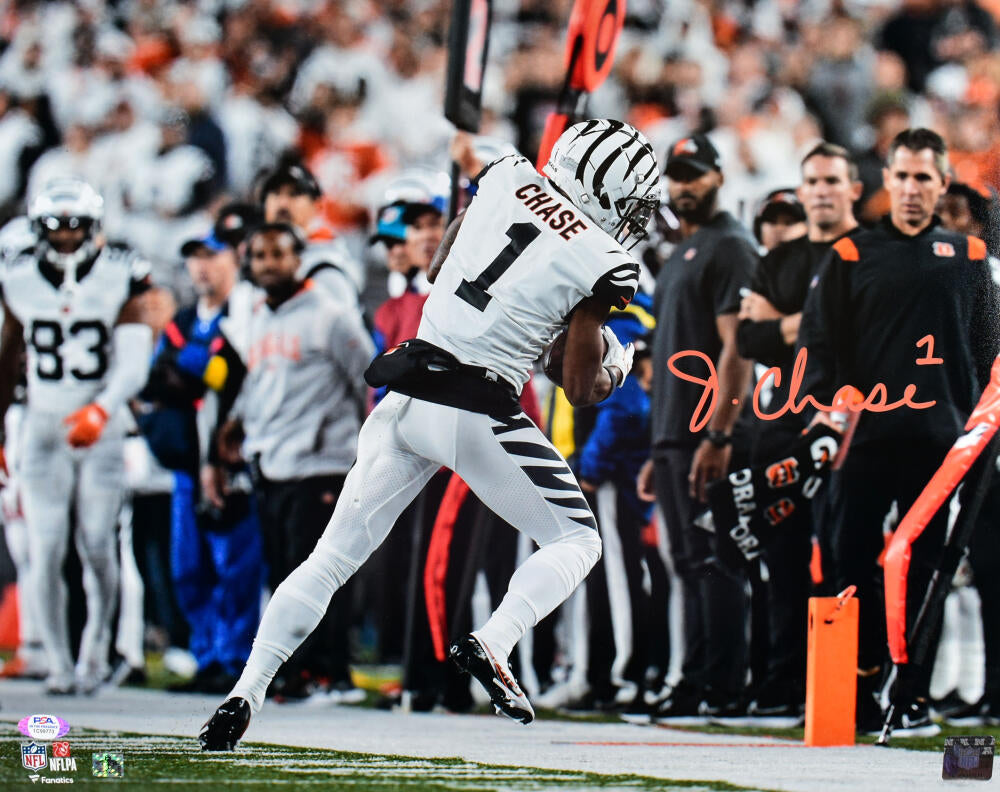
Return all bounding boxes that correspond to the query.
[943,735,994,780]
[18,714,70,740]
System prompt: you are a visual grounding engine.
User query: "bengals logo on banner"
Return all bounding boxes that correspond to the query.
[765,498,796,526]
[765,457,800,489]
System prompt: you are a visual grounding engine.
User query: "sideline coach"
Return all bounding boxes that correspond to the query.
[798,128,999,733]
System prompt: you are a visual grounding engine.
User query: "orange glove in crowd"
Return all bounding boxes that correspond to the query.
[64,403,109,448]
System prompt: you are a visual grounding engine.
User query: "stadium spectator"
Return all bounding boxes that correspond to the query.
[752,188,807,252]
[259,158,364,307]
[204,222,374,703]
[138,231,262,695]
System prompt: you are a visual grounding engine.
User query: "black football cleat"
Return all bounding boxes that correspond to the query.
[450,634,534,725]
[199,697,251,751]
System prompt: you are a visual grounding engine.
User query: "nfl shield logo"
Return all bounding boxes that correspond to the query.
[22,742,47,770]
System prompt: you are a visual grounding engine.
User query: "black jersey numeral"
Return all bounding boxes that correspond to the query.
[30,320,64,381]
[29,319,110,382]
[455,222,541,311]
[68,320,109,380]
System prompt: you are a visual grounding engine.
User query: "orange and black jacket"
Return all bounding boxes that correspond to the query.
[796,214,1000,449]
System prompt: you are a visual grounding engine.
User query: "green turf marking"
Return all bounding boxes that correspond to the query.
[0,728,773,791]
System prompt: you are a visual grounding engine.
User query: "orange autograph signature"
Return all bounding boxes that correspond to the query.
[667,343,938,433]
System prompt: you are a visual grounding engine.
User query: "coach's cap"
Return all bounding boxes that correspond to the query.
[260,161,322,200]
[370,201,409,245]
[180,231,228,257]
[753,188,806,242]
[757,188,805,224]
[664,134,722,180]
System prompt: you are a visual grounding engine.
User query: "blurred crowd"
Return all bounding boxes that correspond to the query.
[0,0,999,731]
[4,1,1000,274]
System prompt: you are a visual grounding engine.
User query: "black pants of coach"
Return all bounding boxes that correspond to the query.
[653,446,748,702]
[752,426,814,704]
[821,439,950,695]
[256,473,352,686]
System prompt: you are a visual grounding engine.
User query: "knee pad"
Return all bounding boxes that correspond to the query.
[564,525,602,568]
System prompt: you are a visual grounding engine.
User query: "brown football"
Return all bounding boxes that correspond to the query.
[542,329,569,385]
[542,328,609,387]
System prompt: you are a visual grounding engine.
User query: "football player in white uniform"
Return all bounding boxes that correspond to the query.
[0,179,155,694]
[200,119,660,748]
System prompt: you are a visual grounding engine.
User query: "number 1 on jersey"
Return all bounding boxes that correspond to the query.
[455,222,541,311]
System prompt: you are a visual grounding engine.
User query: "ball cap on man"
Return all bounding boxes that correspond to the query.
[370,202,409,246]
[180,231,228,258]
[260,162,322,200]
[753,188,806,240]
[664,133,722,180]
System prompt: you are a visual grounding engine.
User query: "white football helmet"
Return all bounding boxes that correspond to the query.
[381,167,451,215]
[543,119,660,250]
[28,179,104,271]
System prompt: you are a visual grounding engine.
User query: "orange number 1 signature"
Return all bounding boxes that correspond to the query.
[667,338,940,433]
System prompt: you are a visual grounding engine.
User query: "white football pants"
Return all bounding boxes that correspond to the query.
[231,392,602,712]
[20,409,125,684]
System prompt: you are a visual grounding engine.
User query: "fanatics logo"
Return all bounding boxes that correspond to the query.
[684,247,697,261]
[932,241,955,257]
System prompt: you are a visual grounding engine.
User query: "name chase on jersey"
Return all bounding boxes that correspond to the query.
[417,155,640,392]
[513,184,588,240]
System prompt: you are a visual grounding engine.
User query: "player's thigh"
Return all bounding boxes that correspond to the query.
[450,410,596,547]
[19,411,73,540]
[75,428,126,542]
[316,393,438,561]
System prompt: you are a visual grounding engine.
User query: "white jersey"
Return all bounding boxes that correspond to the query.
[1,243,151,414]
[418,155,640,391]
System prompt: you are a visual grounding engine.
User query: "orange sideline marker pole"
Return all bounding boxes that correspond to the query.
[804,586,858,747]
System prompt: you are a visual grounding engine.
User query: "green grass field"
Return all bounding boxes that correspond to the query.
[0,729,768,792]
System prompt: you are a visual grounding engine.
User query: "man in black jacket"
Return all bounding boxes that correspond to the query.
[637,133,756,720]
[798,128,999,735]
[735,142,861,725]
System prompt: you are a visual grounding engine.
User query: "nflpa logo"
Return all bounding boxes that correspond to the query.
[765,457,800,489]
[53,741,71,757]
[932,241,955,257]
